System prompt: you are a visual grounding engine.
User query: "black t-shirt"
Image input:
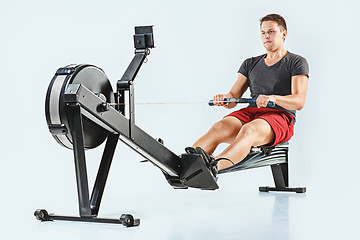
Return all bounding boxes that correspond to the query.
[238,52,309,120]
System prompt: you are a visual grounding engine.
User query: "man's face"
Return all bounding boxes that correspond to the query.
[260,21,287,51]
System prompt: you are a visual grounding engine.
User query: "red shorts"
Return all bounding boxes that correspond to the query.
[226,107,294,147]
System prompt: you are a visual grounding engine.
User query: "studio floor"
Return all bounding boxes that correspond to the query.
[2,158,358,240]
[32,191,301,240]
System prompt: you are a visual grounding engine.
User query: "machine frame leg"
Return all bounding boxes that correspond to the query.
[259,163,306,193]
[35,103,139,226]
[70,103,92,217]
[90,132,119,215]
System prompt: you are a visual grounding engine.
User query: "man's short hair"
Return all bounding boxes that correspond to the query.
[260,14,287,31]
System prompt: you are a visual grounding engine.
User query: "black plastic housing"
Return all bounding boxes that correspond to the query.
[133,26,154,49]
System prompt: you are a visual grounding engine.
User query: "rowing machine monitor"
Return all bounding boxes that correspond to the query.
[134,26,155,49]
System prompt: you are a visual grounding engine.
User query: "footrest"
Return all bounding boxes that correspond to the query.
[259,186,306,193]
[179,153,219,190]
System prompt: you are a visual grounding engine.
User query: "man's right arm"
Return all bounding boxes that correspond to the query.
[213,73,248,108]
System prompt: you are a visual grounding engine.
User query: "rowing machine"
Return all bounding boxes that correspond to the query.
[35,26,217,226]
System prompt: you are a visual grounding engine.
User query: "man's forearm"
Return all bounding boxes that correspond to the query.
[270,94,306,111]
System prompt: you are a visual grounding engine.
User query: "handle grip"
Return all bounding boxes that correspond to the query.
[208,98,275,108]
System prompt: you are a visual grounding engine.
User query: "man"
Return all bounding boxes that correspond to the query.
[188,14,309,175]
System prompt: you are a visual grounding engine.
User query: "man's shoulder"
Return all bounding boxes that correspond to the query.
[243,53,266,66]
[285,52,308,63]
[285,52,310,76]
[239,54,266,75]
[246,53,267,62]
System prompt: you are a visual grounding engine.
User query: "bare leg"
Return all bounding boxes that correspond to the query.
[192,116,243,155]
[215,119,275,170]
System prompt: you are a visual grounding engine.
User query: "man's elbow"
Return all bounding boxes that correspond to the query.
[292,94,306,111]
[296,105,304,111]
[295,100,306,111]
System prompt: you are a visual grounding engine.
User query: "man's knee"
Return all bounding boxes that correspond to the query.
[210,118,242,139]
[238,121,269,139]
[210,120,226,132]
[237,120,274,145]
[238,123,258,138]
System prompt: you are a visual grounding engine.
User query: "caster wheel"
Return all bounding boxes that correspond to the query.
[34,209,50,221]
[120,214,140,227]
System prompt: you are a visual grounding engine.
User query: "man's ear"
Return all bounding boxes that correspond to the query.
[282,30,287,41]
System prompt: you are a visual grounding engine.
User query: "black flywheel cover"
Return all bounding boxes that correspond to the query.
[45,64,115,150]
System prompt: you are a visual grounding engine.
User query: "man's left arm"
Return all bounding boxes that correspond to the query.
[257,74,309,110]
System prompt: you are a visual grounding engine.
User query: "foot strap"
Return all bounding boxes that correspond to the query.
[212,157,235,166]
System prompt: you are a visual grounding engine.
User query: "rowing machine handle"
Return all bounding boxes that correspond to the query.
[208,98,275,108]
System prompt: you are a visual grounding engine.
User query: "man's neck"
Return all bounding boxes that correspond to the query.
[266,47,287,60]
